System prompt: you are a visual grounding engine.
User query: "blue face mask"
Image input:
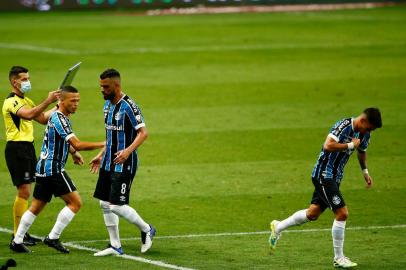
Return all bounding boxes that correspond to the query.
[20,80,32,93]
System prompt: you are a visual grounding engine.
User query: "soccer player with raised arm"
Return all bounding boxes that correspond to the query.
[2,66,60,246]
[90,68,155,256]
[9,86,105,253]
[269,108,382,268]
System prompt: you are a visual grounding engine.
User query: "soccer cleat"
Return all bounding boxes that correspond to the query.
[269,220,281,252]
[333,256,358,268]
[25,233,42,245]
[9,240,31,253]
[94,244,124,256]
[11,233,40,246]
[44,236,70,253]
[141,224,156,253]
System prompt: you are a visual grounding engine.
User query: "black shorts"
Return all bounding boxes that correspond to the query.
[5,141,36,187]
[33,171,77,203]
[93,169,135,205]
[310,177,346,211]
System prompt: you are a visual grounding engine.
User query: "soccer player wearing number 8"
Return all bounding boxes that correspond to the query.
[90,69,155,256]
[269,108,382,268]
[10,86,105,253]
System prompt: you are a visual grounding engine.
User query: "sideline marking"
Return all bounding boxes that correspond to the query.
[1,41,404,55]
[0,43,79,55]
[66,224,406,244]
[0,226,195,270]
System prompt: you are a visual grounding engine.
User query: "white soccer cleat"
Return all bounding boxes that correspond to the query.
[141,224,156,253]
[269,220,281,253]
[94,244,123,256]
[333,256,358,268]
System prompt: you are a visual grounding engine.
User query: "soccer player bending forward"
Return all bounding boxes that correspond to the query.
[269,108,382,268]
[10,86,105,253]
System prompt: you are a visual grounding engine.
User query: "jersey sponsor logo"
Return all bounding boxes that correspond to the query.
[13,100,18,107]
[35,172,47,177]
[332,195,341,205]
[136,114,141,122]
[24,172,30,180]
[105,124,124,131]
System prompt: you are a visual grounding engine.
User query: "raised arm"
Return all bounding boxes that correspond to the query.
[34,106,58,124]
[17,90,60,120]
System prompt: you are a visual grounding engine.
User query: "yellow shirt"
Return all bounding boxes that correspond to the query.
[2,92,35,142]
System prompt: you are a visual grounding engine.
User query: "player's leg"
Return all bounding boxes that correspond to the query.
[93,170,123,256]
[269,178,328,252]
[108,171,155,253]
[10,198,47,253]
[332,206,356,268]
[319,179,357,268]
[44,172,79,253]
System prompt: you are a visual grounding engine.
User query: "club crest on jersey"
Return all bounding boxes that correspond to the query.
[136,115,141,122]
[115,112,121,121]
[40,150,48,159]
[332,195,341,205]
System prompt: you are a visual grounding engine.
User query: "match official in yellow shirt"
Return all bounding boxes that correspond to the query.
[2,66,60,245]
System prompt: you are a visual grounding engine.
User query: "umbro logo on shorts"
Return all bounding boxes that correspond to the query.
[332,195,341,205]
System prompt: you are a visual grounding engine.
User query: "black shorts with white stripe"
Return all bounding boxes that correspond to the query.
[33,171,77,202]
[310,177,346,211]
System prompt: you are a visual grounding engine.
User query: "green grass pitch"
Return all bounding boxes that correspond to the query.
[0,5,405,269]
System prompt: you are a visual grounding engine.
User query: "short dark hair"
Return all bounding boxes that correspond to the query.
[100,69,120,80]
[61,85,79,93]
[364,107,382,128]
[9,66,28,82]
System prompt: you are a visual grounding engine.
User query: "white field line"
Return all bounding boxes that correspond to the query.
[0,226,195,270]
[0,41,405,55]
[67,224,406,244]
[0,43,79,55]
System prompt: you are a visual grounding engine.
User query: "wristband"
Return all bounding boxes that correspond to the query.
[362,168,369,175]
[347,142,354,150]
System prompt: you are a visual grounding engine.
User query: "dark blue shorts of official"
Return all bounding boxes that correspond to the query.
[33,171,77,203]
[93,169,136,205]
[310,177,346,211]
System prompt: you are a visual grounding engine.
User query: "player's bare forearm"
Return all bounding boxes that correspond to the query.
[113,127,148,164]
[323,136,360,152]
[357,151,367,170]
[69,136,105,151]
[126,127,148,154]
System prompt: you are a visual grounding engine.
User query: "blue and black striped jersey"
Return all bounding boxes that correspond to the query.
[312,117,370,183]
[36,111,74,177]
[101,94,145,173]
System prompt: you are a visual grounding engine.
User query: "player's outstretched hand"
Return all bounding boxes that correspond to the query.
[72,151,84,165]
[364,173,373,188]
[89,155,102,174]
[113,149,130,164]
